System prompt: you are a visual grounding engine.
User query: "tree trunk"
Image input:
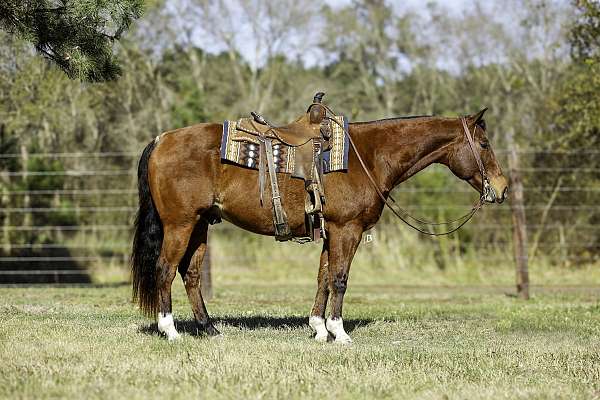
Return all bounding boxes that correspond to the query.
[507,129,529,300]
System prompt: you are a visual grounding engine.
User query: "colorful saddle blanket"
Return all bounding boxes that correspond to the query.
[220,116,349,175]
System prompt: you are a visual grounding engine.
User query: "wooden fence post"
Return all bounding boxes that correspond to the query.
[507,130,530,299]
[201,246,213,300]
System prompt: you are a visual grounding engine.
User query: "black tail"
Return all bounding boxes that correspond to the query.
[131,139,162,317]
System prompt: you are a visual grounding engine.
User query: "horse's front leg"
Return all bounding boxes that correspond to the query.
[325,222,363,344]
[309,241,330,342]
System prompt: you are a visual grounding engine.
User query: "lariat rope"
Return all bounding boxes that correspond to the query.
[318,103,486,236]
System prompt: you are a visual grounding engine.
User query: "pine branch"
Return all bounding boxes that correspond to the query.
[0,0,144,82]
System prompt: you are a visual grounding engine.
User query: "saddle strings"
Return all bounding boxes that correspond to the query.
[319,103,485,236]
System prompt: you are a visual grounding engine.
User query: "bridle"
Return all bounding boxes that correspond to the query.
[461,117,496,204]
[321,104,494,236]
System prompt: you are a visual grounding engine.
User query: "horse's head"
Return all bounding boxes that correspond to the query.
[446,108,508,204]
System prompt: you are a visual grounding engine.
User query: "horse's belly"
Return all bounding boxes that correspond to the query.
[218,164,308,236]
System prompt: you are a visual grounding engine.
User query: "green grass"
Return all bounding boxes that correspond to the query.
[1,281,600,399]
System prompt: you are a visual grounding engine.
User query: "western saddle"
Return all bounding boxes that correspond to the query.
[235,92,332,242]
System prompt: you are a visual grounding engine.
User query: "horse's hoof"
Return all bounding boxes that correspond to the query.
[325,317,352,344]
[314,332,329,342]
[334,335,353,345]
[158,313,180,341]
[309,315,330,342]
[205,324,221,337]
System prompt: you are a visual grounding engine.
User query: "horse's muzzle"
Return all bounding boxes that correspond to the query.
[485,176,509,204]
[497,186,508,204]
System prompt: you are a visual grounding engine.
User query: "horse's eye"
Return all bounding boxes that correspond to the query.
[480,141,489,149]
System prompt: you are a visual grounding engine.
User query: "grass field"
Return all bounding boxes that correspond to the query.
[1,280,600,399]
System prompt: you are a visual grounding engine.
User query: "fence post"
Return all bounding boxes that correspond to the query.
[201,246,213,300]
[507,130,529,300]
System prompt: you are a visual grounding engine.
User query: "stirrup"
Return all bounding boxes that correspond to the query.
[305,183,323,215]
[274,221,292,241]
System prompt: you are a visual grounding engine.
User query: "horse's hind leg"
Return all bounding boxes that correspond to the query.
[156,223,195,340]
[178,221,220,336]
[309,242,330,342]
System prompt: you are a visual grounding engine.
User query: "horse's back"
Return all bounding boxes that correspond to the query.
[152,123,222,158]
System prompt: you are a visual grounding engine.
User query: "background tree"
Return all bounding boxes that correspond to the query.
[1,0,598,286]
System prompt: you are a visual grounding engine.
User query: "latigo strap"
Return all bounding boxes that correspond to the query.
[263,137,292,241]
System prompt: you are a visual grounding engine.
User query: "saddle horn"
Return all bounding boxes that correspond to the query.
[313,92,325,103]
[309,92,326,124]
[251,111,269,126]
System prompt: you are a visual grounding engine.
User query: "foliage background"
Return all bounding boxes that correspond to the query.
[0,0,598,286]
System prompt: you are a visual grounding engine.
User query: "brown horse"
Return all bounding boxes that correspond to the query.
[131,108,508,343]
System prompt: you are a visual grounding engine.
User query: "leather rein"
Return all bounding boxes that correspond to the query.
[321,103,492,236]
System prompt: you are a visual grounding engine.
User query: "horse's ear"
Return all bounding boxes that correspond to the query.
[470,107,488,126]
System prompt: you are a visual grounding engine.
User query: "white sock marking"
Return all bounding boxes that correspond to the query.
[326,317,352,344]
[157,313,180,341]
[309,315,329,342]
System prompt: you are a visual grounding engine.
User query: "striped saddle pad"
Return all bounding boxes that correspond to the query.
[220,115,349,176]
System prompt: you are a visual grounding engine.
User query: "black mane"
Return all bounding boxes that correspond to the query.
[351,115,434,125]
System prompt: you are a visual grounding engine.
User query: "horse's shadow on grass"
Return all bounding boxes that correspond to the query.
[139,315,374,337]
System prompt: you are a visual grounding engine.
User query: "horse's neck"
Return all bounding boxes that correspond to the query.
[352,117,456,194]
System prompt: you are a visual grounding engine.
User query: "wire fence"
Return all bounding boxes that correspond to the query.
[1,150,598,282]
[1,149,600,158]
